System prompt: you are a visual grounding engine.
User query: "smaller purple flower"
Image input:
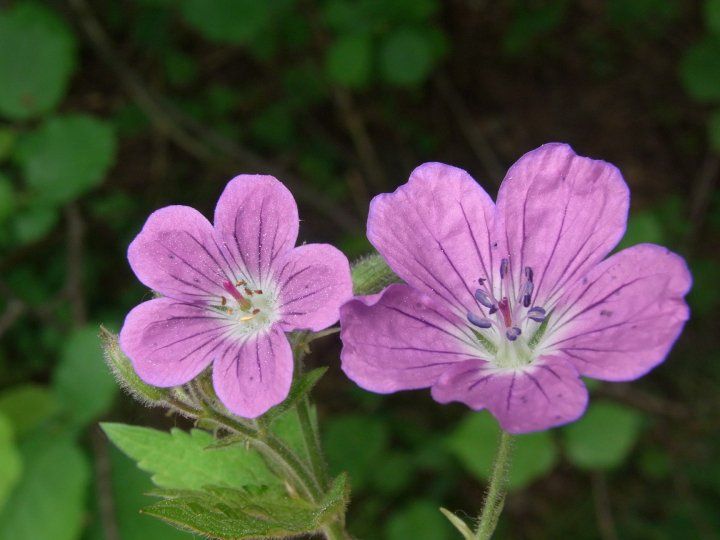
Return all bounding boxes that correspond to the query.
[120,175,352,418]
[340,143,691,434]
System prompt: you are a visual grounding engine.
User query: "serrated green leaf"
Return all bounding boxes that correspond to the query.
[446,413,557,490]
[0,414,22,510]
[379,27,437,86]
[143,475,347,539]
[385,499,454,540]
[325,34,373,89]
[15,114,116,205]
[102,423,280,490]
[324,414,389,491]
[54,325,117,427]
[0,433,90,540]
[0,384,59,439]
[562,401,644,470]
[0,2,77,119]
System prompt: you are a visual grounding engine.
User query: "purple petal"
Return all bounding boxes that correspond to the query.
[546,243,691,381]
[367,162,497,316]
[340,283,478,393]
[211,325,293,418]
[119,298,232,387]
[496,143,629,307]
[213,175,299,285]
[431,356,588,434]
[128,206,233,301]
[275,244,352,332]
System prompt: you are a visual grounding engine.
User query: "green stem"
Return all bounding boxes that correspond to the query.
[297,395,330,487]
[475,430,514,540]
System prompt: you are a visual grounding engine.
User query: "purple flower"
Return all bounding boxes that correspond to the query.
[119,175,352,418]
[340,144,691,433]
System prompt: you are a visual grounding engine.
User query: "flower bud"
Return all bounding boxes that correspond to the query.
[100,326,169,406]
[351,252,400,296]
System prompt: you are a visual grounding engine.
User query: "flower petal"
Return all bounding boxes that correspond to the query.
[275,244,352,332]
[367,162,498,316]
[211,325,293,418]
[128,206,234,301]
[431,356,588,434]
[496,143,629,308]
[544,243,691,381]
[340,283,479,393]
[119,298,233,387]
[213,175,299,286]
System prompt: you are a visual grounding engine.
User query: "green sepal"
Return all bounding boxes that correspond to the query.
[351,252,401,295]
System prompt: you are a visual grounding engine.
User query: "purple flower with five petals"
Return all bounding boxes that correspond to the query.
[120,175,352,418]
[340,144,691,433]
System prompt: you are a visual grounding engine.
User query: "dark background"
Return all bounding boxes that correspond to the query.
[0,0,719,539]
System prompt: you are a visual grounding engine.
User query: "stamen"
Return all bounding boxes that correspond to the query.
[521,281,534,308]
[244,287,254,296]
[506,327,522,341]
[524,266,533,282]
[254,289,263,295]
[467,312,493,329]
[488,305,498,315]
[500,258,509,279]
[527,307,546,322]
[474,289,495,309]
[222,280,252,310]
[221,296,227,306]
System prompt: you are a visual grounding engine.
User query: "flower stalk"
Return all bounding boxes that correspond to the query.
[475,430,514,540]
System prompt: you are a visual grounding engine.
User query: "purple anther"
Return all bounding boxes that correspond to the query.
[528,307,546,322]
[521,280,534,307]
[489,305,498,315]
[524,266,534,282]
[500,258,509,279]
[467,312,493,329]
[474,289,495,309]
[506,326,522,341]
[478,277,486,285]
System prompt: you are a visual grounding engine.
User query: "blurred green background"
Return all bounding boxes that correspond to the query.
[0,0,719,538]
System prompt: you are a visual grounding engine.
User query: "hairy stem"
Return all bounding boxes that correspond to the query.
[475,430,514,540]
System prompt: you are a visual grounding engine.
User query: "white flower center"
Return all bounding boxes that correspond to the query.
[211,279,280,335]
[466,258,550,369]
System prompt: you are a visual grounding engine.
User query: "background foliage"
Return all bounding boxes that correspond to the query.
[0,0,719,538]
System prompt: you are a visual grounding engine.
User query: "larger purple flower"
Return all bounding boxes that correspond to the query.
[340,144,691,433]
[120,175,352,418]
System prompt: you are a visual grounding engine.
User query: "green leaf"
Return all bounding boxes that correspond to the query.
[85,445,192,540]
[0,174,15,223]
[379,27,436,87]
[180,0,293,45]
[325,34,373,89]
[12,204,58,245]
[385,499,454,540]
[705,0,720,34]
[0,2,77,119]
[446,413,557,490]
[680,37,720,103]
[102,423,280,490]
[0,433,90,540]
[53,325,117,427]
[0,384,59,439]
[562,401,644,470]
[616,210,665,250]
[0,413,22,510]
[143,475,348,538]
[15,114,117,205]
[323,414,389,491]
